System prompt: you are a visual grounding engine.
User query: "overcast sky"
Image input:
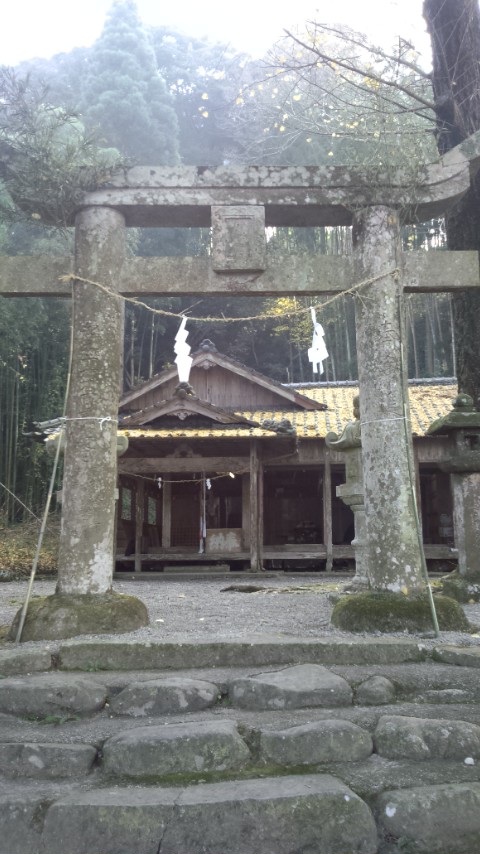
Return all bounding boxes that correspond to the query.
[2,0,431,66]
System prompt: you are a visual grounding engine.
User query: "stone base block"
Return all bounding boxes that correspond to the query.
[441,572,480,603]
[9,592,149,642]
[330,591,470,633]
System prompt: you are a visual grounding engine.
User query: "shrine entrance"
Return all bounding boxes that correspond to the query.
[3,129,480,639]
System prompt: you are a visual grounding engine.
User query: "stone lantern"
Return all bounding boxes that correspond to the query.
[427,393,480,600]
[325,395,369,590]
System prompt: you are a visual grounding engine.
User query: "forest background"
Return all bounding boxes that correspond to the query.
[0,0,461,520]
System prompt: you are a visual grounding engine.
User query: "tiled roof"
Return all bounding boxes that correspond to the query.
[120,383,457,441]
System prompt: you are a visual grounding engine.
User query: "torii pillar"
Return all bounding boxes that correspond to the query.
[10,207,148,641]
[57,207,125,594]
[352,207,425,593]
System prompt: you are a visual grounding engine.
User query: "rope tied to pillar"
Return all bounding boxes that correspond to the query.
[360,416,410,427]
[61,416,118,429]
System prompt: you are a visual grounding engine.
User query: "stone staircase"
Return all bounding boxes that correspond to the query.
[1,637,480,854]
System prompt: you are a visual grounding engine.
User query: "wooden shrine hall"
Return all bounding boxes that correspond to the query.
[115,340,457,574]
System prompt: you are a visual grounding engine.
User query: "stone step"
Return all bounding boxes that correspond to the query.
[0,639,480,853]
[54,635,429,671]
[102,719,251,778]
[0,774,378,854]
[2,660,480,721]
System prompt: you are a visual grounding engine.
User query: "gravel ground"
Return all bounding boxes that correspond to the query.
[1,573,480,649]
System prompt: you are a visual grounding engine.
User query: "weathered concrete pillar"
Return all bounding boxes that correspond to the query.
[325,396,369,589]
[56,207,126,594]
[10,206,148,641]
[353,206,425,593]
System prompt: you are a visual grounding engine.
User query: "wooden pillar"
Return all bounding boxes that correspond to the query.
[353,206,425,592]
[323,453,333,572]
[162,481,171,548]
[258,457,264,565]
[56,207,125,595]
[134,478,145,573]
[242,473,250,549]
[249,441,261,572]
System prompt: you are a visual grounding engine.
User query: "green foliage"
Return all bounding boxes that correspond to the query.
[80,1,179,164]
[0,67,126,227]
[151,26,247,164]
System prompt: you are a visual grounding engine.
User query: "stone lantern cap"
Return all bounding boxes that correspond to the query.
[427,393,480,435]
[428,394,480,473]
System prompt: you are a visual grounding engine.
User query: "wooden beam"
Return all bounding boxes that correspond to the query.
[2,251,479,299]
[119,456,248,475]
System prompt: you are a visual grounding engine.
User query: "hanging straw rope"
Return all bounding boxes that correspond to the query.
[59,267,399,324]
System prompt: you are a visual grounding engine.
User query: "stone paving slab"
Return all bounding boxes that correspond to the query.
[109,676,220,717]
[0,791,50,854]
[375,781,480,854]
[0,674,107,717]
[374,714,480,761]
[102,720,251,778]
[0,742,97,778]
[433,645,480,667]
[0,647,53,676]
[36,774,377,854]
[230,663,353,710]
[258,719,373,765]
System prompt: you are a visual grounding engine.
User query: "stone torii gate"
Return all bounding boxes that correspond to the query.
[2,132,480,639]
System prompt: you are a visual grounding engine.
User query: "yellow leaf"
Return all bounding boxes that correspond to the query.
[201,93,209,100]
[201,111,209,118]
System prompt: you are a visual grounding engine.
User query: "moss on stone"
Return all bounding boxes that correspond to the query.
[9,591,148,642]
[330,591,470,633]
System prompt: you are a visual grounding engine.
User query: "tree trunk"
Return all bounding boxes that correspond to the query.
[424,0,480,406]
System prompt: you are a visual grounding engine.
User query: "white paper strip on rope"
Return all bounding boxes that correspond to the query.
[307,307,329,376]
[174,316,193,383]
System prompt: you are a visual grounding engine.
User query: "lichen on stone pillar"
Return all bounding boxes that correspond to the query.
[11,206,149,640]
[352,206,425,594]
